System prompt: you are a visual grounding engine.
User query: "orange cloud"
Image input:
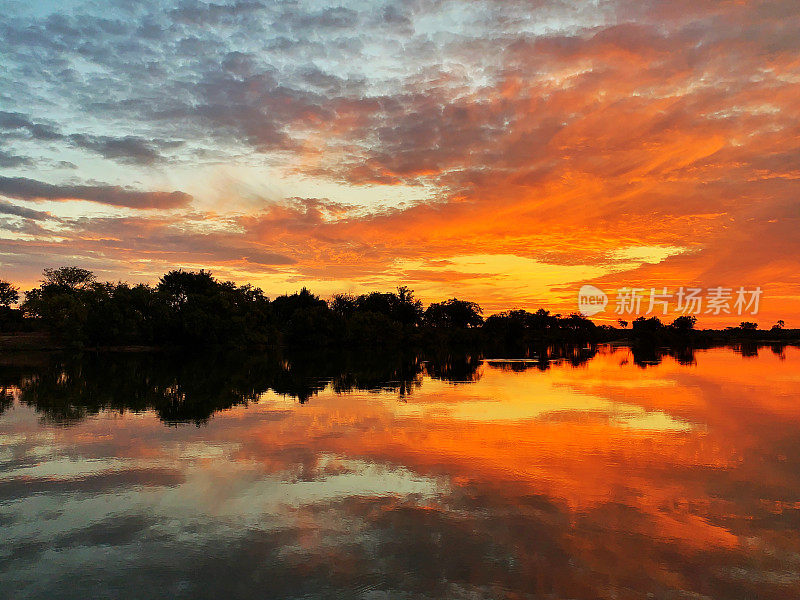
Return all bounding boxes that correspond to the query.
[2,1,798,323]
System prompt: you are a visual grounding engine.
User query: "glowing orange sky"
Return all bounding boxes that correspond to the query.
[0,1,798,325]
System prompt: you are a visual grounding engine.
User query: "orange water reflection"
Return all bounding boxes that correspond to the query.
[1,346,800,598]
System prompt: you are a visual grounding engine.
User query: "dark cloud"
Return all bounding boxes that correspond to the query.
[168,1,267,25]
[66,134,177,165]
[0,111,61,141]
[285,6,359,30]
[0,111,177,165]
[0,177,192,210]
[379,5,412,29]
[0,199,51,221]
[0,218,54,237]
[0,148,32,167]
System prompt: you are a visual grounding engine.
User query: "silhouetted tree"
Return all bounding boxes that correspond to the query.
[0,279,23,332]
[272,287,327,320]
[0,280,19,306]
[424,298,483,328]
[354,287,423,327]
[329,293,357,318]
[158,269,217,306]
[4,267,794,350]
[396,286,424,326]
[482,308,597,353]
[631,316,664,335]
[22,267,276,347]
[23,269,98,344]
[670,315,697,333]
[272,288,338,346]
[41,266,96,290]
[155,269,274,346]
[561,313,597,336]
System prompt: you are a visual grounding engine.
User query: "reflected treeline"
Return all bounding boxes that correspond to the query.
[625,341,792,367]
[0,388,13,415]
[770,343,787,359]
[421,353,484,383]
[0,355,42,416]
[0,349,494,426]
[2,342,793,425]
[486,344,600,371]
[625,343,703,367]
[0,346,598,425]
[4,353,271,425]
[481,342,785,370]
[728,342,789,359]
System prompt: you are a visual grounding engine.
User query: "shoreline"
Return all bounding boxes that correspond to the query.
[2,332,798,354]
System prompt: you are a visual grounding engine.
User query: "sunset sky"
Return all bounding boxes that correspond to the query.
[1,0,798,325]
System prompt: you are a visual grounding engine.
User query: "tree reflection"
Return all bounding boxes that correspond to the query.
[0,388,13,416]
[4,342,789,426]
[485,345,599,372]
[422,352,483,383]
[13,352,273,425]
[770,343,787,360]
[733,342,760,358]
[3,349,484,425]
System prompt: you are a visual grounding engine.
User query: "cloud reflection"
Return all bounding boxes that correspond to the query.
[2,346,800,597]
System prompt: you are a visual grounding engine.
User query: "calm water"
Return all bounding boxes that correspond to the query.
[1,345,799,599]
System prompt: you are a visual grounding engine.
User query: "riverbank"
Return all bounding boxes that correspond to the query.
[1,329,799,353]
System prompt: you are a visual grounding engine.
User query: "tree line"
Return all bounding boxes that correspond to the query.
[0,266,592,348]
[0,267,793,349]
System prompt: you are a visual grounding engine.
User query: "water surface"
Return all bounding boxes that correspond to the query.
[2,345,799,599]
